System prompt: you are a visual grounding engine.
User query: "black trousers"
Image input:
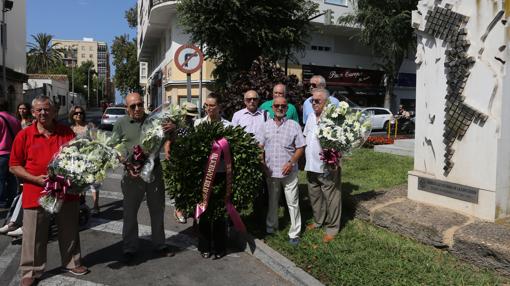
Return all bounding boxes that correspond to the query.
[198,215,227,254]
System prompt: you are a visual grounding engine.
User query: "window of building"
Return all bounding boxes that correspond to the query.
[89,46,93,51]
[81,54,85,58]
[311,45,332,52]
[90,54,93,58]
[81,46,85,51]
[324,0,347,6]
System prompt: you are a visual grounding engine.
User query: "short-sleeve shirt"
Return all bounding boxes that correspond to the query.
[0,112,21,155]
[256,118,306,178]
[9,123,77,208]
[259,100,299,123]
[112,115,144,158]
[302,95,340,124]
[194,116,231,127]
[231,108,266,139]
[303,113,324,173]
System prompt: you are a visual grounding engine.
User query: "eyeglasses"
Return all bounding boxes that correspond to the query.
[204,103,217,108]
[74,112,84,115]
[245,97,259,102]
[273,104,288,109]
[311,99,323,105]
[310,83,317,88]
[128,103,144,110]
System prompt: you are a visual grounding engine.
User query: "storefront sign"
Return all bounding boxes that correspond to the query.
[302,65,384,87]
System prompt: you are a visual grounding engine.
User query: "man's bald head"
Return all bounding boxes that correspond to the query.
[125,92,145,121]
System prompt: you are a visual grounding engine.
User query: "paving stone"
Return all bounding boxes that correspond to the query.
[349,186,407,221]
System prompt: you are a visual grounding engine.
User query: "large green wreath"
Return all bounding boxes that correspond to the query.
[163,121,263,220]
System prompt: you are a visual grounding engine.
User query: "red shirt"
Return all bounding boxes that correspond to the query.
[9,123,78,208]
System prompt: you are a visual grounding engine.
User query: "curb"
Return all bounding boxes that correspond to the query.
[249,238,324,286]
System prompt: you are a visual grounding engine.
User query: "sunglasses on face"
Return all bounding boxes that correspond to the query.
[310,83,317,88]
[128,103,144,110]
[18,107,27,110]
[245,97,259,102]
[204,103,217,108]
[311,99,323,105]
[273,104,288,109]
[74,112,84,115]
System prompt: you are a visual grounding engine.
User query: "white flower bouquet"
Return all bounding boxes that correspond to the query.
[316,101,371,168]
[136,103,187,183]
[40,131,124,213]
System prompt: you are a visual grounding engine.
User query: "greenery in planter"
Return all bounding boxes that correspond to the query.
[164,122,263,220]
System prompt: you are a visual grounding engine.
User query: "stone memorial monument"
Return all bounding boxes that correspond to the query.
[409,0,510,221]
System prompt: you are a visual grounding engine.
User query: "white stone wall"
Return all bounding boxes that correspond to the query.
[410,0,510,220]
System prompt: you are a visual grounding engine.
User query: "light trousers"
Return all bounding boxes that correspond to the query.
[20,201,82,279]
[307,168,342,236]
[266,172,302,239]
[121,164,166,253]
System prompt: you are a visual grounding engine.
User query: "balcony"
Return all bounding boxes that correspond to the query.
[138,0,178,61]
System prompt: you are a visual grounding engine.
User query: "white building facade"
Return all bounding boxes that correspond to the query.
[23,75,71,117]
[137,0,416,112]
[1,0,27,112]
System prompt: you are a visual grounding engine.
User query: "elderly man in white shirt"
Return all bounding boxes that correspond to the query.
[231,90,267,138]
[303,88,342,243]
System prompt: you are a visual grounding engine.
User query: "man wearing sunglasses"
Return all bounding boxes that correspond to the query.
[259,83,299,123]
[231,90,267,138]
[302,75,339,124]
[256,96,305,246]
[113,92,176,262]
[304,88,342,243]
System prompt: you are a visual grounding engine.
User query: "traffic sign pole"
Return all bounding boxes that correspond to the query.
[186,73,192,103]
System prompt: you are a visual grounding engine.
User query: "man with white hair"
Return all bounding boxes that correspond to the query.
[304,88,342,243]
[302,75,339,124]
[232,90,267,139]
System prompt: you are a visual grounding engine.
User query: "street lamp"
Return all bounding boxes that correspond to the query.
[87,66,94,107]
[69,44,77,96]
[1,0,13,100]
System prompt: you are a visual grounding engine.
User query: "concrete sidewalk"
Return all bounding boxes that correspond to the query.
[349,185,510,276]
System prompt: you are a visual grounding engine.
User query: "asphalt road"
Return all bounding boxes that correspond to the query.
[0,109,291,286]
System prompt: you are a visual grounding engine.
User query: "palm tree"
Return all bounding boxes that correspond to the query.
[338,0,418,110]
[26,33,63,74]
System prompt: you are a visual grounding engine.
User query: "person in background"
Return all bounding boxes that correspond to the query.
[302,75,339,125]
[16,103,34,129]
[69,106,100,215]
[9,96,88,286]
[256,96,305,246]
[0,100,21,209]
[259,83,299,123]
[164,102,199,224]
[0,103,31,237]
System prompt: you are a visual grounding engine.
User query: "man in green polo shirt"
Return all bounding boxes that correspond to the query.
[260,83,299,123]
[113,92,176,263]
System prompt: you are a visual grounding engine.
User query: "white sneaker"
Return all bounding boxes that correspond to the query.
[0,223,17,234]
[7,227,22,237]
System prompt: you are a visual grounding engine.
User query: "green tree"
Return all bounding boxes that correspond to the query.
[125,4,137,29]
[177,0,318,87]
[111,34,140,96]
[26,33,63,74]
[338,0,418,110]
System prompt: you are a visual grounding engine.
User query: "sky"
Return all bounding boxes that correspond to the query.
[26,0,137,103]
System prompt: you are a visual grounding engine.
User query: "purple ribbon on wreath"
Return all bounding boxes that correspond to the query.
[320,148,342,168]
[41,175,72,199]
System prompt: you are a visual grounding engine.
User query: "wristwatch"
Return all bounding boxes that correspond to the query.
[288,160,296,167]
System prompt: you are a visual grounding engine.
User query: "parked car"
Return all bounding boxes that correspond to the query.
[352,107,394,130]
[100,107,127,131]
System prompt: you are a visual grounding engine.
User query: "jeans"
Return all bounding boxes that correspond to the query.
[0,154,17,208]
